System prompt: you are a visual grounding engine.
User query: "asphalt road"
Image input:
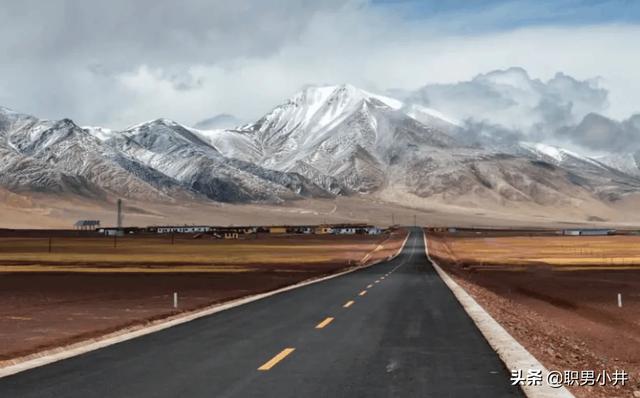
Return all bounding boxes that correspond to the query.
[0,228,523,397]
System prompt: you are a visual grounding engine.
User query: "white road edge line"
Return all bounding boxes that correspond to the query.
[0,231,411,379]
[423,231,573,398]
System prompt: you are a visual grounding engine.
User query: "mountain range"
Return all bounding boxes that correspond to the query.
[1,84,640,224]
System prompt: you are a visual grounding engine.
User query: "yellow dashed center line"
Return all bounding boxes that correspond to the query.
[343,300,354,308]
[258,348,295,371]
[315,317,334,329]
[359,290,367,296]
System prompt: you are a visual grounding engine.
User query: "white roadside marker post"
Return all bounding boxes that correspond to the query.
[173,292,178,309]
[618,293,622,308]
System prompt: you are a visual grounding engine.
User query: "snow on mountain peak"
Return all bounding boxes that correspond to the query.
[86,119,186,143]
[521,142,566,162]
[0,106,38,133]
[297,84,403,109]
[125,118,179,131]
[83,126,114,141]
[403,103,463,128]
[3,82,640,211]
[519,141,604,169]
[248,84,408,142]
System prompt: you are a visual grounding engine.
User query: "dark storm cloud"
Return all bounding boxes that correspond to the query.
[0,0,348,126]
[558,113,640,152]
[1,0,345,66]
[458,120,523,148]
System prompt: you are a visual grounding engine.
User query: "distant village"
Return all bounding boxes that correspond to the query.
[70,199,387,239]
[73,220,386,239]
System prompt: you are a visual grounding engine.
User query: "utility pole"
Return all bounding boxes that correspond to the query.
[391,213,395,226]
[116,199,123,230]
[414,214,417,227]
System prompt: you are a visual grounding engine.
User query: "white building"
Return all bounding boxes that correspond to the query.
[156,226,211,234]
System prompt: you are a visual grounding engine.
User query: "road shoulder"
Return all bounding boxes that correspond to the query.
[423,231,574,398]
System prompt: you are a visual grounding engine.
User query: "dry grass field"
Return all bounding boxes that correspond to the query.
[427,232,640,270]
[0,233,398,272]
[0,230,407,362]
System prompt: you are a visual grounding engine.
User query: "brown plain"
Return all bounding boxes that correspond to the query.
[427,231,640,398]
[0,230,407,363]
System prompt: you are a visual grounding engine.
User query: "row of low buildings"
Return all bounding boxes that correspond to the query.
[263,224,383,235]
[95,224,384,237]
[560,228,615,236]
[430,227,619,236]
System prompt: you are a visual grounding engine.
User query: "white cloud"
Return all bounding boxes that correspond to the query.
[400,67,608,139]
[1,1,639,130]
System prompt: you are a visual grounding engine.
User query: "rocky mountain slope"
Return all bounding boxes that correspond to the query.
[0,108,330,204]
[196,85,640,209]
[2,84,640,216]
[197,84,458,194]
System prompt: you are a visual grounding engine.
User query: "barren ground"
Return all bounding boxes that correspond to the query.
[428,232,640,269]
[428,231,640,397]
[0,230,406,363]
[3,189,640,230]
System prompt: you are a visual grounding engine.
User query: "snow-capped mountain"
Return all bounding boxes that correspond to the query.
[0,108,331,203]
[196,84,640,207]
[2,83,640,212]
[199,84,458,193]
[595,152,640,177]
[512,141,640,201]
[107,118,329,201]
[0,114,185,200]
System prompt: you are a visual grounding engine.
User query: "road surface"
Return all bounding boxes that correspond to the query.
[0,228,523,397]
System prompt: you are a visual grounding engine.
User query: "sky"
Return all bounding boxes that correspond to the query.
[1,0,640,136]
